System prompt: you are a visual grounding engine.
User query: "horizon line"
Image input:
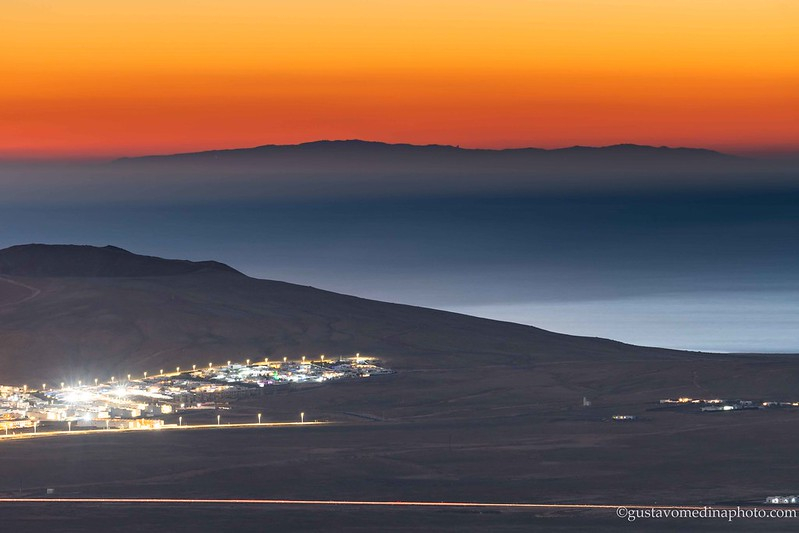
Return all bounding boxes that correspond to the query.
[2,139,798,164]
[4,138,796,163]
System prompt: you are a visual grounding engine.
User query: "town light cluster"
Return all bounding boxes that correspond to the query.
[1,355,391,436]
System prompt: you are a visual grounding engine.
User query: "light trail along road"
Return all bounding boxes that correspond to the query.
[0,498,781,512]
[0,421,330,442]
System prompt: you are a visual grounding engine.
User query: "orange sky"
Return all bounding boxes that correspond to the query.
[2,0,797,158]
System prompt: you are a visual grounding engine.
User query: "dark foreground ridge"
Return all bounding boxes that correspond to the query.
[0,244,242,278]
[0,242,687,384]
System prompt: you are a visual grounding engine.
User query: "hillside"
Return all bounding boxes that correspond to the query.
[0,243,796,409]
[0,244,670,385]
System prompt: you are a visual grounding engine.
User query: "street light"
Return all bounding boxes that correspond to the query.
[227,360,231,366]
[192,364,196,371]
[94,378,98,386]
[143,371,147,378]
[283,357,287,363]
[300,412,305,424]
[246,359,250,366]
[217,414,221,426]
[127,374,131,381]
[258,413,262,425]
[176,367,180,373]
[67,421,72,432]
[160,369,164,375]
[179,416,183,427]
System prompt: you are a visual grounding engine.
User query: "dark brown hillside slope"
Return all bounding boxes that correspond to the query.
[0,262,648,384]
[0,244,796,409]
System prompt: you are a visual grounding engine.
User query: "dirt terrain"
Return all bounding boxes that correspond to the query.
[2,389,799,531]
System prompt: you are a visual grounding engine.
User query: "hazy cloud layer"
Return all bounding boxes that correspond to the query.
[0,142,796,206]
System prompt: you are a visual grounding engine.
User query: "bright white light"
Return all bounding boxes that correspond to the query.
[62,390,93,404]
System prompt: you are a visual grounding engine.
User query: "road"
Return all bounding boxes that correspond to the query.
[0,276,41,308]
[0,497,784,512]
[0,421,329,442]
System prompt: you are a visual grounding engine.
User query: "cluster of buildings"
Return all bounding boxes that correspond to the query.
[611,415,639,421]
[766,496,799,505]
[660,397,799,412]
[0,386,38,430]
[0,355,391,435]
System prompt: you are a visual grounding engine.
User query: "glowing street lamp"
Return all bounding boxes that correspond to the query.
[246,359,250,366]
[67,421,72,432]
[258,413,262,425]
[283,357,287,363]
[209,362,213,369]
[179,416,183,427]
[60,382,65,389]
[160,369,164,375]
[300,412,305,424]
[42,383,46,391]
[192,364,196,371]
[94,378,98,386]
[217,414,221,426]
[111,377,115,383]
[227,360,231,366]
[127,374,131,381]
[176,367,180,373]
[143,371,147,379]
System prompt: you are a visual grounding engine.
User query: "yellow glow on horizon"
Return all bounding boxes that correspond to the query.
[1,0,797,156]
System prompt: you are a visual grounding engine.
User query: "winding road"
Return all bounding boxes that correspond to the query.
[0,276,41,308]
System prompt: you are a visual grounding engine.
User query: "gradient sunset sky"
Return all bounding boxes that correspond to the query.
[2,0,797,158]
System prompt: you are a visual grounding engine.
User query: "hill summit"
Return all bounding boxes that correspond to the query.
[0,244,242,278]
